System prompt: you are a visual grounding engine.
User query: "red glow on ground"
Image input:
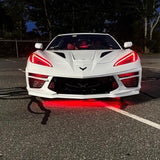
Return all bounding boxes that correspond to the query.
[42,98,122,109]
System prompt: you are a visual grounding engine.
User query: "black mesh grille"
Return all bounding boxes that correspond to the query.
[48,76,118,94]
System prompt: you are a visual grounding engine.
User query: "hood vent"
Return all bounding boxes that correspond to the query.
[54,52,66,58]
[100,51,112,58]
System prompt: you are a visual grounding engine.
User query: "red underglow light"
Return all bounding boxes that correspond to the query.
[114,51,138,66]
[42,98,122,109]
[29,53,53,67]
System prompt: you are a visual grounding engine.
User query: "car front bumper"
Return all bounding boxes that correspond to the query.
[26,68,142,99]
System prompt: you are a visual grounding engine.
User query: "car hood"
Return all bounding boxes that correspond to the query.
[45,49,122,62]
[34,49,132,78]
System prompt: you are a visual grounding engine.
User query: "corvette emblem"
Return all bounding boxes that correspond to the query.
[79,67,87,71]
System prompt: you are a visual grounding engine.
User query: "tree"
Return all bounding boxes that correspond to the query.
[26,0,115,39]
[149,0,160,41]
[122,0,160,53]
[0,1,14,38]
[42,0,52,40]
[1,0,29,39]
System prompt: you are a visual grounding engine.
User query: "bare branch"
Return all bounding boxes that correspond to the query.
[150,12,160,40]
[152,12,160,30]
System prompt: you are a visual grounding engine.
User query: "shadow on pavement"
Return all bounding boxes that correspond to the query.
[27,96,51,125]
[141,68,160,99]
[0,87,28,99]
[0,87,51,125]
[0,67,159,125]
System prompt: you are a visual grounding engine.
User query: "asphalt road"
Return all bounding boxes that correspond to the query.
[0,55,160,160]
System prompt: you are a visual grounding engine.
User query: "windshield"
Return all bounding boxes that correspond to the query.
[47,34,121,50]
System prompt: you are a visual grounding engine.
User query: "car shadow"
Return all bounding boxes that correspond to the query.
[40,67,160,112]
[27,96,51,125]
[0,67,159,125]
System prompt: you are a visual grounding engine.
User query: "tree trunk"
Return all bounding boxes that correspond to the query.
[144,17,147,39]
[150,20,153,41]
[144,17,149,53]
[150,12,160,41]
[43,0,53,40]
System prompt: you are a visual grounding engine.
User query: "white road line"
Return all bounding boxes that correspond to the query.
[106,106,160,130]
[18,69,25,73]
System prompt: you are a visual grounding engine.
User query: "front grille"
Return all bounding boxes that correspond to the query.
[48,76,118,94]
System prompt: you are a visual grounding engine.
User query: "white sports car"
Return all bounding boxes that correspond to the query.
[25,33,142,99]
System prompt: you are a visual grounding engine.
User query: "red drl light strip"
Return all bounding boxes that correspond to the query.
[118,72,139,78]
[114,51,138,66]
[29,73,48,78]
[29,53,53,67]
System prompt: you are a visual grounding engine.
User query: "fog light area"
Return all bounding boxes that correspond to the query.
[29,78,45,88]
[121,77,139,87]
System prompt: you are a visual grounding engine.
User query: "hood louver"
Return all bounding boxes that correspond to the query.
[54,52,66,58]
[100,51,112,58]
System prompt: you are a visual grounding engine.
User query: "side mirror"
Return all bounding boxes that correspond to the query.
[35,43,43,49]
[124,42,133,48]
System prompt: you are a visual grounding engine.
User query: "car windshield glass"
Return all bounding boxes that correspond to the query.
[47,34,121,50]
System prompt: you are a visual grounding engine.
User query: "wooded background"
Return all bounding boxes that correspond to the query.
[0,0,160,54]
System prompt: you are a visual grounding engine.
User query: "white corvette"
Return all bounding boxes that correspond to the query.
[25,33,142,99]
